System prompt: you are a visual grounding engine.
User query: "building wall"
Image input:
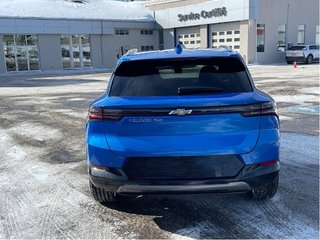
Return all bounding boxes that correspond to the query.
[147,0,210,11]
[101,29,159,68]
[154,0,258,29]
[0,18,158,73]
[0,35,5,73]
[38,34,62,71]
[200,25,208,48]
[90,34,103,68]
[163,29,175,49]
[255,0,319,64]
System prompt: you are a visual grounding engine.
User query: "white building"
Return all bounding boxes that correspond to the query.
[0,0,319,74]
[147,0,319,64]
[0,0,158,73]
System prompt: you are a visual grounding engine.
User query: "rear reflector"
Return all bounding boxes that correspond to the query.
[259,160,278,167]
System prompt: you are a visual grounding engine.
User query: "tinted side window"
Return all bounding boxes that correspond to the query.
[309,45,316,50]
[110,58,252,97]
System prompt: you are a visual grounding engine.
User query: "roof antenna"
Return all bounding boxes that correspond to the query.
[175,43,183,54]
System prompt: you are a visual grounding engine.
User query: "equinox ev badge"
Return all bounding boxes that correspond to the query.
[169,109,193,116]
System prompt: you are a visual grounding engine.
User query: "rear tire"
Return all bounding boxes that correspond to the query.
[248,174,279,200]
[306,55,313,64]
[89,181,118,203]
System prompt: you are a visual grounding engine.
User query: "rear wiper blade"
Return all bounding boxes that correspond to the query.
[178,87,223,95]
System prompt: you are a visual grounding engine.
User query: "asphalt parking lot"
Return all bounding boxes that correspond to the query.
[0,64,319,239]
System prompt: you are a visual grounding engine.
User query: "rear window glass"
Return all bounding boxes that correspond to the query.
[110,58,252,97]
[288,46,306,50]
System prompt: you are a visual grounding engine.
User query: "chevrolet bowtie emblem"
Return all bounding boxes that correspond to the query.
[169,109,193,116]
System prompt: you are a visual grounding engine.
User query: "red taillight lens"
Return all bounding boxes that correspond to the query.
[241,101,278,117]
[87,107,123,121]
[88,107,103,120]
[259,160,278,167]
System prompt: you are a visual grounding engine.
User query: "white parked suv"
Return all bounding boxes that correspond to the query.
[286,44,319,64]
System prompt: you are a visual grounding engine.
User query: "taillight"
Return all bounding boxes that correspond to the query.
[88,107,103,120]
[87,107,123,121]
[241,101,278,117]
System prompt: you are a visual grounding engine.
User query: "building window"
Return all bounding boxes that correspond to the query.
[257,24,265,52]
[190,41,195,44]
[60,34,91,69]
[212,39,217,43]
[184,34,188,38]
[212,32,217,36]
[234,45,240,49]
[278,24,286,52]
[196,33,200,37]
[219,32,225,35]
[141,45,154,51]
[115,29,129,35]
[196,40,201,44]
[141,29,153,35]
[184,41,189,44]
[316,25,320,44]
[3,34,39,72]
[226,31,232,35]
[227,38,232,42]
[219,39,225,43]
[297,25,305,45]
[234,30,240,34]
[234,38,240,42]
[81,35,91,67]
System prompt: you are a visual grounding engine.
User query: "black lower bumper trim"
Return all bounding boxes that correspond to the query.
[118,182,251,194]
[89,163,280,195]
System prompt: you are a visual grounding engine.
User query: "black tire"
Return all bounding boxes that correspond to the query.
[286,60,293,64]
[248,175,279,200]
[306,54,313,64]
[89,181,118,203]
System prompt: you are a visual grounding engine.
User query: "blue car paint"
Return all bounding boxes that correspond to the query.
[86,49,279,175]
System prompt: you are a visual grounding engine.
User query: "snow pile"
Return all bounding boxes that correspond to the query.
[0,0,153,21]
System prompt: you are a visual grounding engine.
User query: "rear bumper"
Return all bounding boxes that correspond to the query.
[286,56,306,62]
[89,162,280,195]
[118,182,251,194]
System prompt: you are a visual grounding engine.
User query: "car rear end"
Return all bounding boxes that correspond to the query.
[286,45,307,63]
[86,50,280,202]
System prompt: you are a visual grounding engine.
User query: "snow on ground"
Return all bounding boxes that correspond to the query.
[10,122,63,142]
[0,0,153,20]
[0,65,318,239]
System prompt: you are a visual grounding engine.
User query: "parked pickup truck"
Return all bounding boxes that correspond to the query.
[286,44,319,64]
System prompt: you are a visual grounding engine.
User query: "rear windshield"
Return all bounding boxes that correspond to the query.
[288,46,306,50]
[109,58,253,97]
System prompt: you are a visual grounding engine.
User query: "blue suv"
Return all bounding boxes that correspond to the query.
[86,47,280,203]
